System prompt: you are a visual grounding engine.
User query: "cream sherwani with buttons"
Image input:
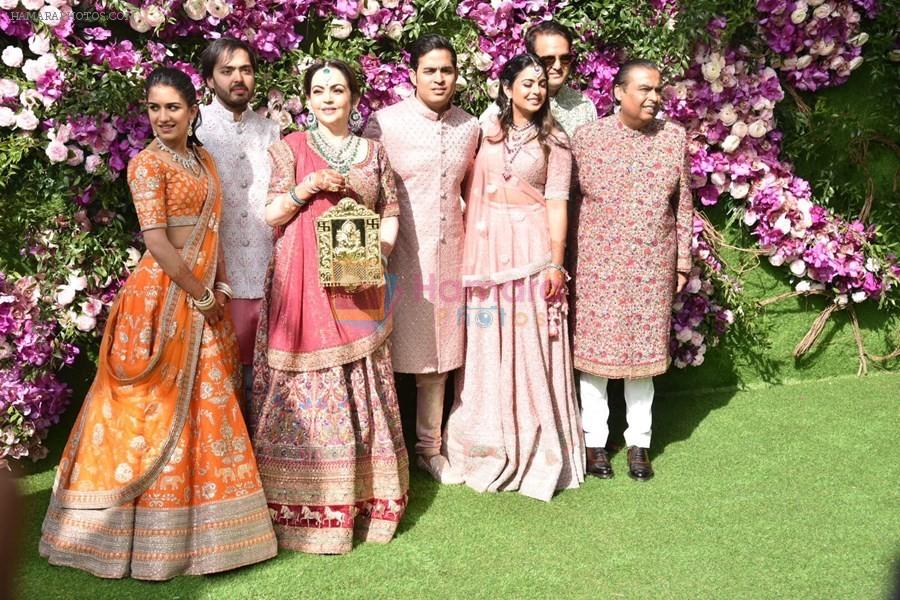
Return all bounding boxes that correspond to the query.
[198,97,280,365]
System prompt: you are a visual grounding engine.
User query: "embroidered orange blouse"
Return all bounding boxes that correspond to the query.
[126,150,213,231]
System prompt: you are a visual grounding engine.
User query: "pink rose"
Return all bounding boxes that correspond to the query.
[0,78,20,98]
[0,107,14,128]
[45,140,68,163]
[66,145,84,166]
[15,109,39,131]
[85,154,103,173]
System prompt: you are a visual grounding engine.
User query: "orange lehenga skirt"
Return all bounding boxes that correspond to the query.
[39,171,277,580]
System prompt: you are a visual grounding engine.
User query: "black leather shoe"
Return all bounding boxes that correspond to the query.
[586,447,613,479]
[626,446,654,481]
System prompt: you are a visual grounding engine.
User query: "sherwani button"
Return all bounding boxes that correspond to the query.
[241,211,248,218]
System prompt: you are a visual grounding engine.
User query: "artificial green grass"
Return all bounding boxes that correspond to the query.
[15,372,900,600]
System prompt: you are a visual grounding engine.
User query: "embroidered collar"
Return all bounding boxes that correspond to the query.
[207,96,252,124]
[409,94,453,122]
[614,114,661,137]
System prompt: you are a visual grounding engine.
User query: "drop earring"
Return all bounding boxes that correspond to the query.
[349,108,362,132]
[305,111,318,130]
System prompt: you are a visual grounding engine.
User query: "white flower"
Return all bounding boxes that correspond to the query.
[730,182,750,199]
[848,56,864,70]
[849,33,869,46]
[701,52,725,82]
[125,246,142,269]
[795,54,813,69]
[834,293,848,306]
[75,313,97,331]
[183,0,206,20]
[813,3,832,19]
[20,89,44,110]
[721,134,741,153]
[851,291,867,303]
[768,254,785,267]
[690,331,703,346]
[382,0,399,6]
[144,5,166,27]
[710,171,727,187]
[0,78,19,98]
[742,210,757,226]
[691,351,706,366]
[865,257,880,272]
[22,53,57,81]
[455,74,468,90]
[129,9,151,32]
[0,0,18,10]
[45,140,68,162]
[384,20,403,41]
[686,277,702,294]
[731,121,748,138]
[55,285,76,306]
[329,19,352,40]
[15,109,39,131]
[68,272,88,291]
[795,280,811,293]
[675,327,693,343]
[21,0,42,9]
[360,0,379,16]
[0,107,14,128]
[2,46,23,68]
[709,80,724,94]
[808,0,824,5]
[205,0,231,19]
[38,4,63,27]
[748,120,768,138]
[789,259,807,277]
[80,297,103,317]
[66,145,84,166]
[486,78,499,99]
[717,103,737,126]
[774,213,792,234]
[789,4,808,23]
[27,33,51,55]
[722,309,735,324]
[473,51,493,72]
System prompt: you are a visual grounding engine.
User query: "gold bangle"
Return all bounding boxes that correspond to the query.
[191,287,216,311]
[214,282,234,300]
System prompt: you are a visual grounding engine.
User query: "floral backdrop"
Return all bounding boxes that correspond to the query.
[0,0,897,467]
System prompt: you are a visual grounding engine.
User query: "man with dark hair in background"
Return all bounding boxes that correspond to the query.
[365,34,480,483]
[197,38,280,397]
[481,21,597,138]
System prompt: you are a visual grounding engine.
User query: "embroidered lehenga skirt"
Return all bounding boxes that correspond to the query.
[250,337,409,555]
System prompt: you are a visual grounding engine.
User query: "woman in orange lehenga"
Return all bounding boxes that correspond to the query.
[39,68,277,580]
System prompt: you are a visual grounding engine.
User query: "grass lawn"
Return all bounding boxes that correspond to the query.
[14,372,900,600]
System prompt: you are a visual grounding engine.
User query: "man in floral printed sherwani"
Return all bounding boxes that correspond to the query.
[365,34,480,484]
[571,60,693,481]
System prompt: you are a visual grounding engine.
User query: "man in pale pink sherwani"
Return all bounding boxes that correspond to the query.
[365,34,480,483]
[571,60,693,482]
[197,38,280,393]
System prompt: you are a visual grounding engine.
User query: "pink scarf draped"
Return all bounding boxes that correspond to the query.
[461,128,552,287]
[265,132,390,372]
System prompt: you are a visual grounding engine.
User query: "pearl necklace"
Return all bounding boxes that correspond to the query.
[155,137,201,177]
[309,129,360,175]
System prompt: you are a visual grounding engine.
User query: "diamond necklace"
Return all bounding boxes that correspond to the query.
[502,122,535,180]
[155,137,201,177]
[309,129,360,175]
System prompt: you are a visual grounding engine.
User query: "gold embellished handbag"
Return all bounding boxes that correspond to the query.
[315,197,383,288]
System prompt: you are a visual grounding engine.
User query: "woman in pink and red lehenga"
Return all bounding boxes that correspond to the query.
[443,54,585,501]
[249,60,408,554]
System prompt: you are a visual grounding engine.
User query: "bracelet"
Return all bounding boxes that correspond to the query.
[191,287,216,311]
[214,281,234,300]
[546,262,568,276]
[288,186,307,207]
